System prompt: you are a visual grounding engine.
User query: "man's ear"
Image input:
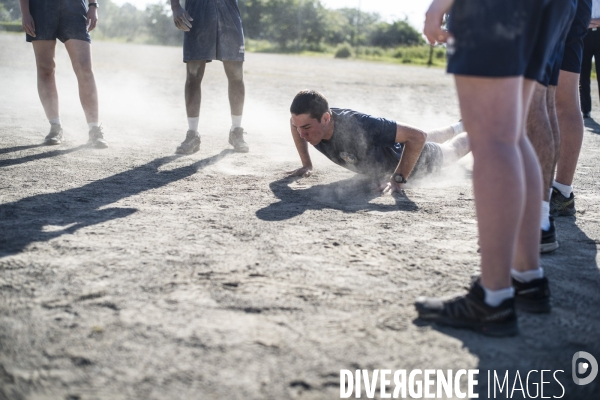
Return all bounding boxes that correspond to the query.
[322,112,331,124]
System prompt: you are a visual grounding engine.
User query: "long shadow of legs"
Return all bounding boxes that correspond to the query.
[0,144,45,156]
[256,175,418,222]
[0,144,88,168]
[412,218,600,398]
[0,150,233,257]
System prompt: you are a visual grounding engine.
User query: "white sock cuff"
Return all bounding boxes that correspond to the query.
[511,267,544,283]
[553,180,572,198]
[231,114,243,130]
[88,122,100,130]
[49,117,61,125]
[452,120,464,135]
[188,117,199,133]
[541,201,551,231]
[482,285,514,307]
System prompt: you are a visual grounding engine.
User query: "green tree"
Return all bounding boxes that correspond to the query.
[370,20,424,48]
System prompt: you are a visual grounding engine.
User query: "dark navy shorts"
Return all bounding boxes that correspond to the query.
[447,0,555,81]
[538,0,577,86]
[561,0,592,73]
[26,0,90,43]
[183,0,245,63]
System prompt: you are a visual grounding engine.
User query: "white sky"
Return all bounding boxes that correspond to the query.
[112,0,428,30]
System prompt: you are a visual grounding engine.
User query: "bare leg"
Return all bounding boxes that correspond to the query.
[64,39,98,123]
[223,61,245,116]
[32,40,59,120]
[185,61,207,118]
[426,123,462,143]
[439,132,470,165]
[547,85,561,195]
[555,71,584,186]
[526,82,555,198]
[455,76,540,290]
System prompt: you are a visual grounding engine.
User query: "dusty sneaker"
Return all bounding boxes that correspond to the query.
[540,217,558,253]
[415,280,518,337]
[44,123,64,145]
[88,125,108,149]
[229,127,249,153]
[176,130,201,155]
[512,277,551,314]
[550,187,575,217]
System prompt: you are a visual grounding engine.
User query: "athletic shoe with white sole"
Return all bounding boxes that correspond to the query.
[550,187,575,217]
[229,127,249,153]
[512,277,551,314]
[88,125,108,149]
[415,280,518,337]
[176,130,201,154]
[540,217,559,253]
[44,123,64,145]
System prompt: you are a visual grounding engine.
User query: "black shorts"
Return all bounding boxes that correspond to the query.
[26,0,90,43]
[447,0,554,81]
[538,0,577,86]
[410,142,444,181]
[183,0,245,62]
[561,0,592,73]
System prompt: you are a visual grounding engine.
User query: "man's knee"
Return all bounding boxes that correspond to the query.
[186,61,206,83]
[37,61,56,80]
[224,62,244,83]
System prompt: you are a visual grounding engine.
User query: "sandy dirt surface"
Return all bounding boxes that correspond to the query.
[1,32,599,399]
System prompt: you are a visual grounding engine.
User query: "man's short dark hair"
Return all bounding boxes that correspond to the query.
[290,90,330,122]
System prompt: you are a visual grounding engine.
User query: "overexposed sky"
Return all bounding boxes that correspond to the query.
[112,0,428,30]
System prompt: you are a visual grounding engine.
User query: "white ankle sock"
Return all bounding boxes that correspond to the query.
[88,122,99,130]
[541,201,551,231]
[553,181,572,198]
[452,120,464,135]
[482,285,514,307]
[231,114,243,131]
[188,117,199,133]
[49,117,61,126]
[511,267,544,283]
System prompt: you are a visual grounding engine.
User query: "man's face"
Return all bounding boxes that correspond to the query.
[291,113,330,145]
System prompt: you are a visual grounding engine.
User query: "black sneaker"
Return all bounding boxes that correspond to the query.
[512,277,551,314]
[229,127,249,153]
[415,280,518,337]
[583,112,591,119]
[550,187,575,217]
[88,125,108,149]
[44,123,64,145]
[540,217,558,253]
[176,130,201,155]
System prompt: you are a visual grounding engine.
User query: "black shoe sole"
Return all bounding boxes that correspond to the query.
[175,144,200,155]
[44,139,63,145]
[540,241,559,253]
[550,208,576,217]
[515,297,551,314]
[229,139,249,153]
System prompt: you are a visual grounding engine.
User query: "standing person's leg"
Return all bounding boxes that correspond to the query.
[580,33,593,117]
[223,61,248,153]
[176,60,206,155]
[594,38,600,107]
[64,40,99,125]
[32,40,64,145]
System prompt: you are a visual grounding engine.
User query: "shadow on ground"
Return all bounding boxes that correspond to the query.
[256,175,418,221]
[413,218,600,399]
[0,150,233,257]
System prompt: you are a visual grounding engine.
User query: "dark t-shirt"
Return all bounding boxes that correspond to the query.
[313,108,403,176]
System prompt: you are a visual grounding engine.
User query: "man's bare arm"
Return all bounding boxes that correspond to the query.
[286,119,313,177]
[170,0,193,31]
[19,0,35,37]
[379,123,427,194]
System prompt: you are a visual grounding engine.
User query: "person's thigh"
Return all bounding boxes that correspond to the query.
[56,0,90,44]
[214,0,245,61]
[64,39,92,71]
[32,40,57,71]
[183,0,218,62]
[27,0,60,42]
[447,0,546,78]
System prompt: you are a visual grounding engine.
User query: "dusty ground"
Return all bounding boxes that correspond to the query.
[0,32,599,400]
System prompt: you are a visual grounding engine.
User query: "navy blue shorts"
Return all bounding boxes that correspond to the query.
[183,0,245,63]
[447,0,555,81]
[26,0,90,43]
[561,0,592,73]
[537,0,577,86]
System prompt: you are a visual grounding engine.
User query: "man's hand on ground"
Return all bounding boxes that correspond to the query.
[172,5,193,32]
[377,180,403,195]
[286,166,312,178]
[22,13,35,37]
[424,0,454,45]
[87,7,98,32]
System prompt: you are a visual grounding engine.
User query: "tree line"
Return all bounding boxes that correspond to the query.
[0,0,424,50]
